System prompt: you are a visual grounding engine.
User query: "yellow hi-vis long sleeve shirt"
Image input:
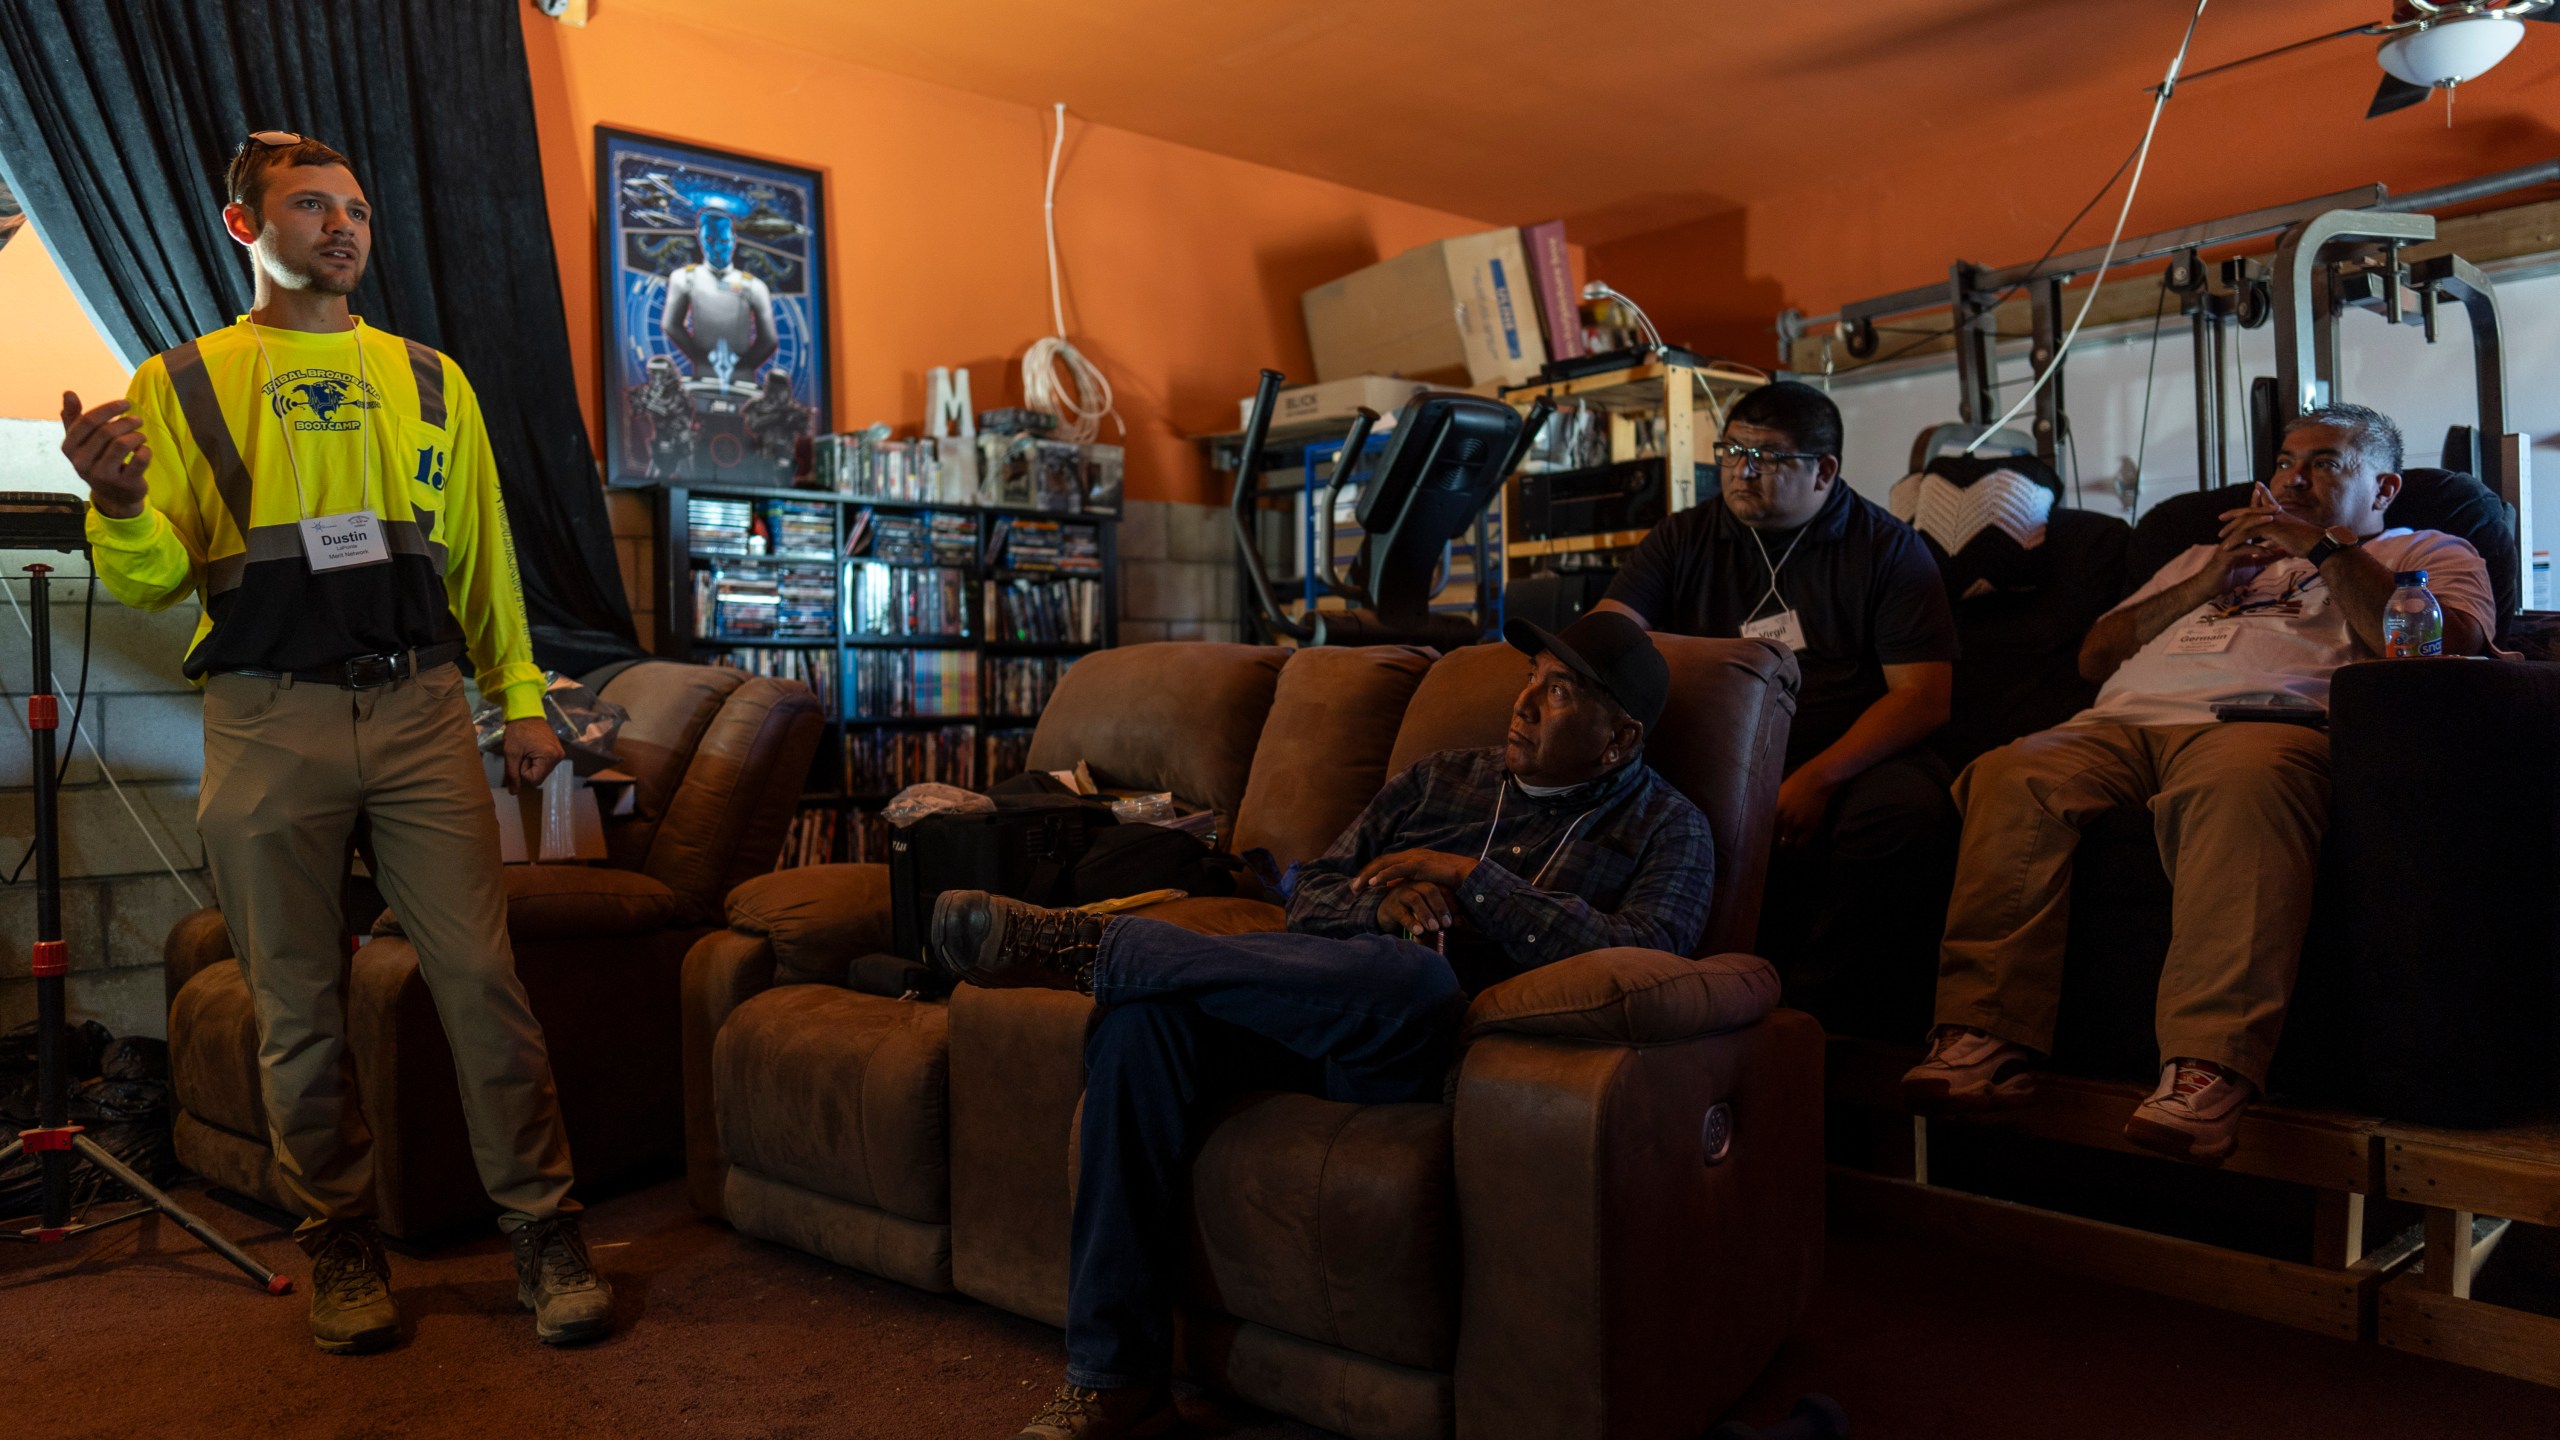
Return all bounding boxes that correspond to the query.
[84,316,546,721]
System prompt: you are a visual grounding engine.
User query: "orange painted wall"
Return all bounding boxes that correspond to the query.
[518,7,1511,506]
[1588,40,2560,369]
[0,226,131,421]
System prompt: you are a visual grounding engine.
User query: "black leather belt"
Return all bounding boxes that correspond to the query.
[231,640,466,690]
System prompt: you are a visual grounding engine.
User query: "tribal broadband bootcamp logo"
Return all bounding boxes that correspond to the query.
[264,369,383,431]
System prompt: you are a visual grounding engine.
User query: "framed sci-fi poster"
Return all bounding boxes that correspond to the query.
[596,128,830,487]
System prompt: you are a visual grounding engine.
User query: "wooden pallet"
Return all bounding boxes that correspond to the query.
[1828,1037,2560,1387]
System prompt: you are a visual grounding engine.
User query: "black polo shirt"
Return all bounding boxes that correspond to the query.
[1604,482,1957,770]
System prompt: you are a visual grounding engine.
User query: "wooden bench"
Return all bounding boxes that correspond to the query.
[1828,1037,2560,1383]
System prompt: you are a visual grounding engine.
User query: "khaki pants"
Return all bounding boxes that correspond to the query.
[1935,721,2331,1088]
[198,663,573,1234]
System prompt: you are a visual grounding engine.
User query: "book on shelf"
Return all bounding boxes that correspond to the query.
[844,561,972,639]
[985,655,1074,719]
[992,517,1103,575]
[708,647,841,719]
[982,728,1037,788]
[985,575,1104,645]
[845,724,977,794]
[848,647,978,718]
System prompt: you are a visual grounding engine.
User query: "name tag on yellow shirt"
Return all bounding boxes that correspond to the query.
[300,511,392,571]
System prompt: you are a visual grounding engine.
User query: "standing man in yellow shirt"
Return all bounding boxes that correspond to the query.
[55,133,611,1354]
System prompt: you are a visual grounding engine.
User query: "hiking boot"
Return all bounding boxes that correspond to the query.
[511,1213,614,1346]
[930,890,1111,993]
[1012,1383,1177,1440]
[2124,1058,2254,1165]
[304,1221,398,1355]
[1900,1026,2041,1115]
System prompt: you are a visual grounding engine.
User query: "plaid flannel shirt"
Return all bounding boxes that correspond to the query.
[1285,747,1716,980]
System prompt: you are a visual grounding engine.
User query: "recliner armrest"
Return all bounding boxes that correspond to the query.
[163,905,236,1013]
[722,862,894,988]
[681,929,779,1219]
[1464,949,1780,1046]
[372,864,682,941]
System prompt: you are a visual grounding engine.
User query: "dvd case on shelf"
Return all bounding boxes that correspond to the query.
[709,647,840,719]
[985,655,1074,719]
[848,648,978,718]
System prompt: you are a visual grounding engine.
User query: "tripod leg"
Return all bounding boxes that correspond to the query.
[70,1135,293,1295]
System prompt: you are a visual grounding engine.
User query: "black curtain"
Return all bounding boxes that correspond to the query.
[0,0,640,669]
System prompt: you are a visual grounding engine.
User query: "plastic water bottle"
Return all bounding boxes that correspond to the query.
[2383,570,2443,658]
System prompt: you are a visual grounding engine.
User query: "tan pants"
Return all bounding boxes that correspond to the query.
[198,663,573,1234]
[1936,721,2331,1088]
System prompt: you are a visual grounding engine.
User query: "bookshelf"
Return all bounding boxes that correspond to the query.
[638,481,1118,868]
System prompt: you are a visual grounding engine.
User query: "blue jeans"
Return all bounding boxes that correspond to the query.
[1063,918,1464,1390]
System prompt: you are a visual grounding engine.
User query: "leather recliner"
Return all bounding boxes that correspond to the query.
[161,661,823,1239]
[683,638,1822,1439]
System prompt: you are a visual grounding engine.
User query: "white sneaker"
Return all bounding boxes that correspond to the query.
[2124,1058,2254,1165]
[1900,1026,2040,1115]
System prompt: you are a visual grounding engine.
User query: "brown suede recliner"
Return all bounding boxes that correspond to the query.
[682,638,1819,1439]
[161,661,823,1239]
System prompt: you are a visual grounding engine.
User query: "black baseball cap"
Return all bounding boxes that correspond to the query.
[1503,610,1669,732]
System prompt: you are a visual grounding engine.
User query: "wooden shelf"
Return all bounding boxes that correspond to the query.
[1505,529,1654,560]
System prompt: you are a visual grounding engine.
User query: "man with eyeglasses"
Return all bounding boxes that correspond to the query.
[54,132,611,1353]
[1598,381,1958,1034]
[1904,405,2492,1161]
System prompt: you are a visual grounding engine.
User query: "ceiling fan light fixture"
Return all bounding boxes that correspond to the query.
[2377,14,2527,88]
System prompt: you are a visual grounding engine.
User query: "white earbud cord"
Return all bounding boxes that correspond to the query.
[1476,774,1605,889]
[1744,520,1809,625]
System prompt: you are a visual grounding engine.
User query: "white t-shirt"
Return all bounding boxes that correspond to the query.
[2074,528,2494,728]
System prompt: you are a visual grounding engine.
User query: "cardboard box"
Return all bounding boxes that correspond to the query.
[1237,375,1433,431]
[1301,228,1549,388]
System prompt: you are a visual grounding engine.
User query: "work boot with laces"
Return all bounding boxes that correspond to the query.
[303,1220,399,1355]
[510,1212,615,1346]
[930,890,1112,993]
[1012,1382,1177,1440]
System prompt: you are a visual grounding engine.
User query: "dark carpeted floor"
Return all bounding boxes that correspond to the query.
[7,1177,2559,1440]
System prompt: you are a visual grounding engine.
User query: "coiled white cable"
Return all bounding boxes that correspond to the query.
[1966,0,2211,454]
[1023,103,1120,445]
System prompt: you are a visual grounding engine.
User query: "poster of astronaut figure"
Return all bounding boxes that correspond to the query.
[597,128,829,487]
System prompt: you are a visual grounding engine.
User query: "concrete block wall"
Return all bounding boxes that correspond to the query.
[1116,499,1240,644]
[0,418,210,1042]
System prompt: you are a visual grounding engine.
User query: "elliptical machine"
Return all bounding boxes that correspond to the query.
[1230,368,1550,648]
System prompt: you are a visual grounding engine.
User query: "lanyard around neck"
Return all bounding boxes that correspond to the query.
[248,319,374,522]
[1743,519,1810,624]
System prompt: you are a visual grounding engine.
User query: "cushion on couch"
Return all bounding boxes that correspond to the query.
[723,863,897,987]
[1385,642,1530,776]
[1027,643,1288,827]
[713,986,951,1224]
[1232,646,1436,870]
[1465,949,1780,1046]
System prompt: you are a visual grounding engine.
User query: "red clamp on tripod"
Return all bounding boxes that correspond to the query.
[0,560,289,1294]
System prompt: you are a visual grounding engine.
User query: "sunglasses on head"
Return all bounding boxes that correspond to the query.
[246,130,304,148]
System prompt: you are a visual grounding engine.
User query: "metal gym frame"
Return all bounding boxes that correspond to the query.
[1775,160,2558,602]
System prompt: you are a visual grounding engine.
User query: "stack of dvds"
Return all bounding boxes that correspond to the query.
[985,655,1073,719]
[848,648,978,718]
[845,725,977,794]
[709,648,839,719]
[687,497,759,555]
[815,433,975,503]
[985,576,1103,645]
[845,562,971,638]
[983,729,1037,787]
[987,517,1104,575]
[696,570,780,639]
[767,500,836,556]
[772,562,836,638]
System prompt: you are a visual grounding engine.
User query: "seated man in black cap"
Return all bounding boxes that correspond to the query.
[929,611,1716,1440]
[1598,379,1958,1037]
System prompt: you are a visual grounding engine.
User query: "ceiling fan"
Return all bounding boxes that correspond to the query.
[2167,1,2556,118]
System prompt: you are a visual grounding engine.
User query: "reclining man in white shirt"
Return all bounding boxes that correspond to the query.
[1902,402,2494,1162]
